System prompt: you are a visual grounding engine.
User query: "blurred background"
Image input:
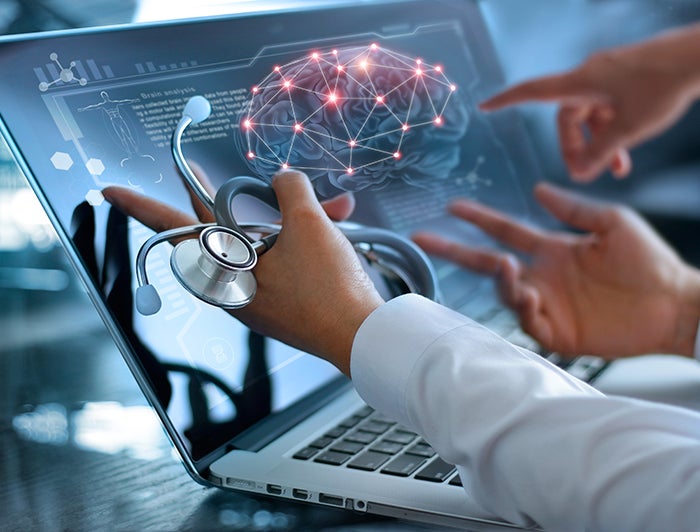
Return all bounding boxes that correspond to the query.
[1,1,699,530]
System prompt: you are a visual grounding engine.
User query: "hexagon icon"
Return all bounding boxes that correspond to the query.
[85,189,104,207]
[85,158,105,176]
[50,151,73,171]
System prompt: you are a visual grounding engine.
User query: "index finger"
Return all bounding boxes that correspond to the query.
[449,200,544,253]
[533,182,613,233]
[479,72,586,111]
[102,186,197,233]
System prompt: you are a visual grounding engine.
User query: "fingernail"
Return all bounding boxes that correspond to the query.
[272,168,305,180]
[100,188,118,206]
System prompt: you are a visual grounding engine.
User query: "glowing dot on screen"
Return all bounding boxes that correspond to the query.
[274,66,280,72]
[402,124,409,131]
[450,84,457,92]
[370,43,378,50]
[311,52,319,60]
[337,65,344,72]
[376,95,384,104]
[332,49,338,55]
[394,151,401,159]
[435,65,442,72]
[328,92,337,103]
[360,60,368,69]
[346,167,354,174]
[294,123,302,132]
[243,119,252,129]
[349,139,356,147]
[415,68,423,76]
[282,163,289,169]
[416,58,422,65]
[247,151,255,159]
[252,86,259,93]
[434,116,443,125]
[284,80,292,89]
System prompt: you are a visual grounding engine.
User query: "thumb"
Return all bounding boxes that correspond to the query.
[570,129,627,182]
[271,170,327,222]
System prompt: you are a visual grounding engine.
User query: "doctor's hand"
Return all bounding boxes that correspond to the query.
[103,170,383,376]
[413,183,700,359]
[480,24,700,182]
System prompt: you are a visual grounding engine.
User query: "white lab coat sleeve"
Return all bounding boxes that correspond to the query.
[351,294,700,531]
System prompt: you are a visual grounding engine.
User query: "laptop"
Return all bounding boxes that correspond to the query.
[0,1,604,528]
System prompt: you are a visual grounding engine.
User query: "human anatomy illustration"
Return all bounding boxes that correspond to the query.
[78,90,161,185]
[237,43,469,196]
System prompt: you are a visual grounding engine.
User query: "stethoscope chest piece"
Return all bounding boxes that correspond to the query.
[171,226,258,309]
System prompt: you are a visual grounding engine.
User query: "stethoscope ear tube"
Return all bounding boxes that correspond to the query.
[339,224,441,303]
[214,177,279,238]
[137,95,441,317]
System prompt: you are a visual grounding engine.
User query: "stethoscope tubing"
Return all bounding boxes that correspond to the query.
[134,95,441,315]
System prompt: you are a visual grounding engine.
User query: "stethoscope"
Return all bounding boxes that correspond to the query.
[134,96,440,316]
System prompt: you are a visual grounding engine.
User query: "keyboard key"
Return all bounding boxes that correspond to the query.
[309,436,333,449]
[347,450,391,471]
[381,453,426,477]
[406,442,435,458]
[324,426,347,439]
[369,412,398,424]
[355,405,374,418]
[293,446,318,460]
[339,415,364,428]
[384,430,416,445]
[358,420,393,434]
[331,440,365,455]
[370,440,404,455]
[314,450,351,466]
[415,458,456,482]
[345,430,377,445]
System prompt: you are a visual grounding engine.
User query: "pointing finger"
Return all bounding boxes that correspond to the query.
[480,71,588,111]
[448,199,544,254]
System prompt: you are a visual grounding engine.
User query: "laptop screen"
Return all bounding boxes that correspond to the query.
[0,0,543,466]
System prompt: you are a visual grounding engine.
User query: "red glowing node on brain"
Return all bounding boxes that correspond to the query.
[237,43,467,194]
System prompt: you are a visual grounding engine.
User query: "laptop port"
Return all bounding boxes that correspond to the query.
[266,484,282,495]
[292,488,308,500]
[319,493,343,507]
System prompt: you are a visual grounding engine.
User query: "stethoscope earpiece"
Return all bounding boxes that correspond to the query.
[134,96,441,316]
[135,283,162,316]
[181,95,211,124]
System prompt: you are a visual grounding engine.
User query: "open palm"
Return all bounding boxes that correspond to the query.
[414,183,693,359]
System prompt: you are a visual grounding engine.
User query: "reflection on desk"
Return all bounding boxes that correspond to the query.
[0,285,459,531]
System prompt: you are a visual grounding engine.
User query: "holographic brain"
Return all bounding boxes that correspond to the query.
[236,43,469,196]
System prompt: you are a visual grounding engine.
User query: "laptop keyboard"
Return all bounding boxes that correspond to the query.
[292,306,610,485]
[293,406,463,486]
